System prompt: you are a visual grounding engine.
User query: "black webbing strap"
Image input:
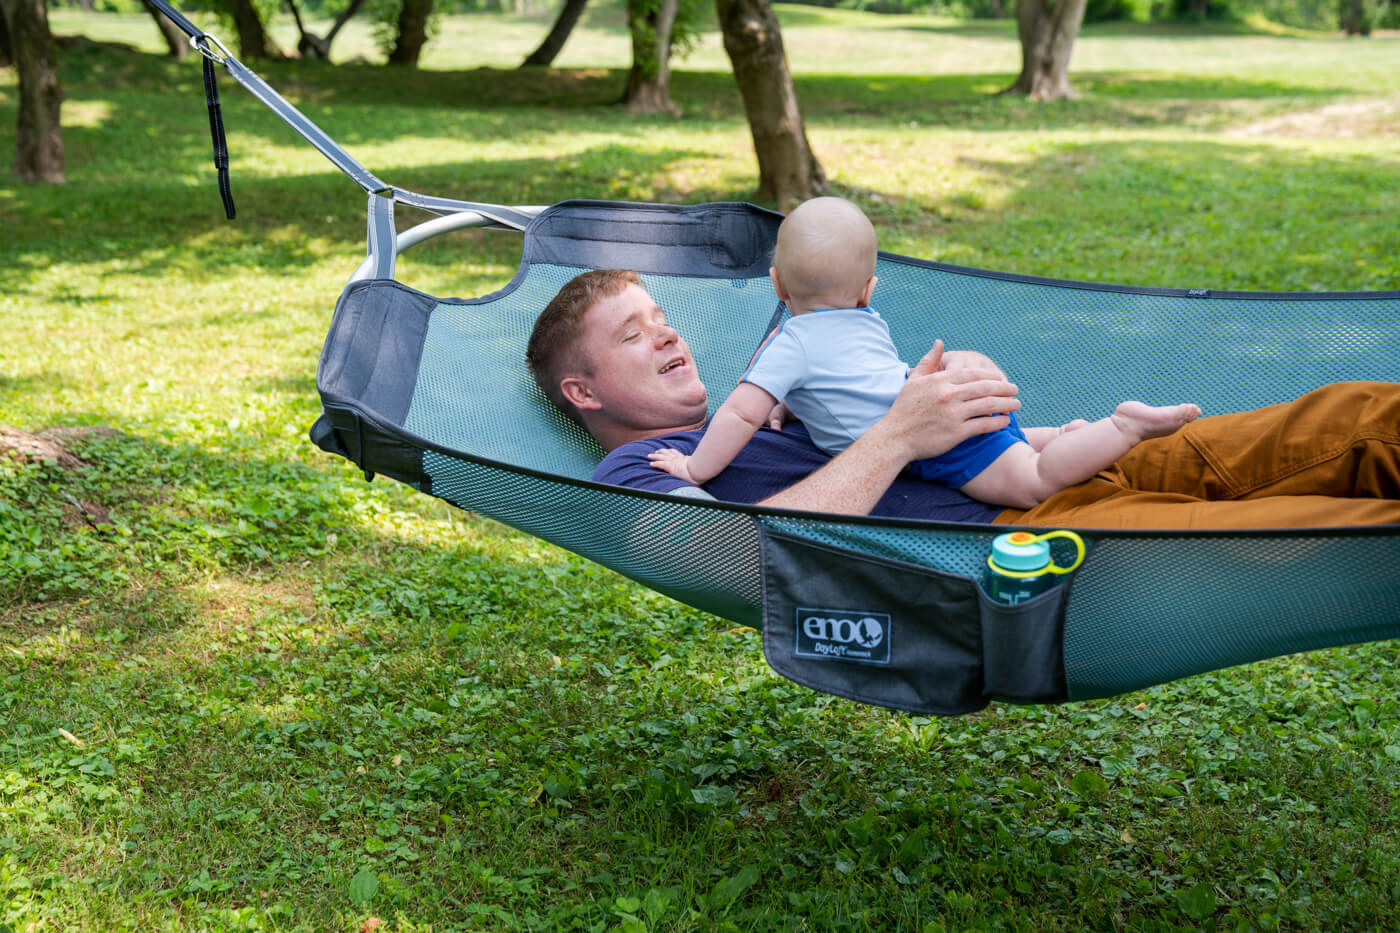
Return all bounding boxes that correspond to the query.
[144,0,234,219]
[144,0,201,38]
[203,56,235,220]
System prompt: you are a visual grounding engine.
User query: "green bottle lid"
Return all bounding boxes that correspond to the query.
[990,531,1051,573]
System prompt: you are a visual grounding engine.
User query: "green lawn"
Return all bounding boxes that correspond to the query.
[3,9,1400,931]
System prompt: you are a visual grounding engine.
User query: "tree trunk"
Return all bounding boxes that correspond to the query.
[1,0,65,183]
[145,3,189,59]
[714,0,825,211]
[1,5,12,69]
[623,0,679,114]
[323,0,367,46]
[1340,0,1369,34]
[226,0,280,59]
[388,0,433,66]
[289,0,367,60]
[1003,0,1088,102]
[521,0,588,67]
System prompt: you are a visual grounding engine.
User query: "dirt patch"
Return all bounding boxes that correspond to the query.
[2,426,125,528]
[202,575,319,633]
[1224,95,1400,138]
[0,425,124,469]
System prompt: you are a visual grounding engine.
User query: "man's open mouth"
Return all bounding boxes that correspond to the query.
[659,359,685,374]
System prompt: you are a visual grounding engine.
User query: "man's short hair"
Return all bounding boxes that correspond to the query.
[526,269,641,425]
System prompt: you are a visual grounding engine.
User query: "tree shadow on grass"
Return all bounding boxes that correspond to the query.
[788,70,1350,132]
[32,42,1370,161]
[0,144,714,293]
[0,371,80,398]
[7,133,1397,305]
[0,418,577,637]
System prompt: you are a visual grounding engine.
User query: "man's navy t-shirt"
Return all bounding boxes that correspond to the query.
[592,421,1002,523]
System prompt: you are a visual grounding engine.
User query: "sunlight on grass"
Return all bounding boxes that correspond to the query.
[61,99,115,128]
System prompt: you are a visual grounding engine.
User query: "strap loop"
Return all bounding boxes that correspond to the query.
[202,56,236,220]
[366,194,396,280]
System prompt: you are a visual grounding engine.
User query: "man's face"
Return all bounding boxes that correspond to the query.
[567,283,709,444]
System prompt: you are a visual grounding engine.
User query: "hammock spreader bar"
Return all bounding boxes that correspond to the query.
[141,0,536,233]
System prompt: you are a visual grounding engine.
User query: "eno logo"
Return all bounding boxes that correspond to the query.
[803,615,885,649]
[794,608,892,665]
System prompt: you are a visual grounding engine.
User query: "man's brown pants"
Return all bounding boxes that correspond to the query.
[995,382,1400,530]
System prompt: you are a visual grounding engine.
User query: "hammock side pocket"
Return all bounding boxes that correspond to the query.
[757,525,1072,714]
[977,581,1071,704]
[758,526,988,715]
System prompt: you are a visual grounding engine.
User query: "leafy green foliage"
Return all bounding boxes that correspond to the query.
[2,10,1399,931]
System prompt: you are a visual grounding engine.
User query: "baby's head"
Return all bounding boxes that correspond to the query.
[771,197,877,315]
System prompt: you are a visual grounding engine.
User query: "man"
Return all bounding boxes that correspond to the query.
[526,269,1400,529]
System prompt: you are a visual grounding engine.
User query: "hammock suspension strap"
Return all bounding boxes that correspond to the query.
[202,51,235,220]
[367,193,397,281]
[145,0,237,218]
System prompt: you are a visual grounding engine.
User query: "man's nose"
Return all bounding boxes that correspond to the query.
[653,325,677,346]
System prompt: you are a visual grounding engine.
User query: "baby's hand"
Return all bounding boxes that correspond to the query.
[766,402,789,430]
[648,448,698,483]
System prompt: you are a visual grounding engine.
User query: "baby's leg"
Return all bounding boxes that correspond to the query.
[1037,402,1202,495]
[961,402,1201,509]
[958,442,1050,509]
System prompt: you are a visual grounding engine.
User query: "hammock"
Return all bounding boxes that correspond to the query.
[149,2,1400,716]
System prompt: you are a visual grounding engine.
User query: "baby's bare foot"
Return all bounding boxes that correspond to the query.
[1110,401,1202,443]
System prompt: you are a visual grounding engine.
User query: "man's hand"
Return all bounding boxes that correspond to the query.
[766,401,789,430]
[880,340,1021,464]
[648,447,699,484]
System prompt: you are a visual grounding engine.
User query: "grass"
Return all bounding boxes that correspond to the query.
[3,7,1400,931]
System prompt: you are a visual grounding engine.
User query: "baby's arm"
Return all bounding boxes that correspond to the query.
[649,382,779,485]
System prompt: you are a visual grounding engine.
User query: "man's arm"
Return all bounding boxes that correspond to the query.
[757,341,1020,515]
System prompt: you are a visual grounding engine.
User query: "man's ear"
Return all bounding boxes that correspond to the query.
[769,266,791,302]
[859,274,878,308]
[560,376,601,412]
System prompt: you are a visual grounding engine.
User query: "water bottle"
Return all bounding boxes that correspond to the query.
[983,530,1085,604]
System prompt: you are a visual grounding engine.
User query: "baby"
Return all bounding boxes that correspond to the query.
[648,196,1201,510]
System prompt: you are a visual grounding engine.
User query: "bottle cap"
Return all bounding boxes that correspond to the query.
[990,532,1050,572]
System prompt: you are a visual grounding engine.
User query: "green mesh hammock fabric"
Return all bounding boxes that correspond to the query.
[312,199,1400,716]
